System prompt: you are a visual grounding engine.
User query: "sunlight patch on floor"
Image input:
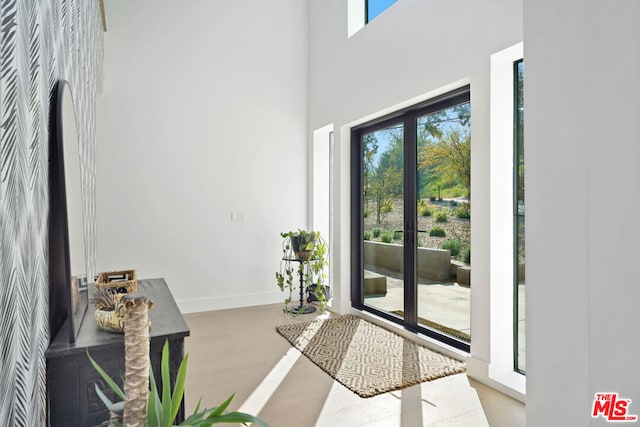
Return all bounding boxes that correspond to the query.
[312,374,489,426]
[237,313,330,416]
[236,347,302,416]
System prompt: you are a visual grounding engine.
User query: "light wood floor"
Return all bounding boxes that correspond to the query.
[183,304,525,427]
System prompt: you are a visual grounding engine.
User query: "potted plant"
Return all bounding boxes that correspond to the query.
[276,230,329,314]
[89,340,268,426]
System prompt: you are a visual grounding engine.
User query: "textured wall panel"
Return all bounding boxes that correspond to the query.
[0,0,101,424]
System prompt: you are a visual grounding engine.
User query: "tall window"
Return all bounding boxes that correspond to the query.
[366,0,397,23]
[352,87,471,352]
[514,59,525,373]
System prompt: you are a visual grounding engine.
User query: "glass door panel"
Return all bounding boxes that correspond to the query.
[362,124,404,321]
[415,103,471,344]
[515,59,525,372]
[353,86,471,351]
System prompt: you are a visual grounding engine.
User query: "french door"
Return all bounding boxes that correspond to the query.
[351,87,471,351]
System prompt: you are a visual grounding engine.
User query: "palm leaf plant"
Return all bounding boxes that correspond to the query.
[88,341,268,427]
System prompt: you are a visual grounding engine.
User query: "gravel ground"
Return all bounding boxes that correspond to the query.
[363,198,471,259]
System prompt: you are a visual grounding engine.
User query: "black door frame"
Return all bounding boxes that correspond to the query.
[351,86,471,352]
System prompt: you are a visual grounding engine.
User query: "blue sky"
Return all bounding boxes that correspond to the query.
[367,0,398,22]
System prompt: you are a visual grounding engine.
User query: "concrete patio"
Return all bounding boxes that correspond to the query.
[363,266,526,371]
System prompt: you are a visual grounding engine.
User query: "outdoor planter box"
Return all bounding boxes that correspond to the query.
[363,241,451,281]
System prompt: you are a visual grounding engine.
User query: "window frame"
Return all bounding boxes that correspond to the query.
[351,85,472,353]
[486,41,526,398]
[513,58,525,374]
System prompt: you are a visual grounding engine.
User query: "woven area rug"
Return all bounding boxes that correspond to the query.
[276,314,466,398]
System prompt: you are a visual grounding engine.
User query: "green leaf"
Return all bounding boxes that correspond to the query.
[161,341,172,427]
[205,411,270,426]
[192,397,202,414]
[149,363,162,426]
[170,352,189,422]
[208,394,234,417]
[87,350,125,400]
[94,384,113,409]
[181,399,207,425]
[179,394,270,426]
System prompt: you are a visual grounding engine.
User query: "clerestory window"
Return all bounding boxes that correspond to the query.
[365,0,397,23]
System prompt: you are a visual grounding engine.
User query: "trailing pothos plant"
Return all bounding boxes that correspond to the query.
[88,340,268,427]
[276,229,329,314]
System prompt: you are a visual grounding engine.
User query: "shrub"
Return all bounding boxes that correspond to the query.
[393,230,403,240]
[435,209,449,223]
[363,231,372,241]
[455,204,471,219]
[380,232,394,243]
[429,227,446,237]
[381,200,394,213]
[372,227,381,238]
[364,211,369,218]
[418,203,433,217]
[462,245,471,263]
[429,196,436,202]
[450,187,464,197]
[449,200,458,207]
[441,239,461,257]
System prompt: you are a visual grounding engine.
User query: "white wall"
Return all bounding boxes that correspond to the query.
[308,0,522,386]
[97,0,309,311]
[525,1,640,425]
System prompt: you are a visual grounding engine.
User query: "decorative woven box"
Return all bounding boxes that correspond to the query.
[94,293,126,333]
[95,269,137,294]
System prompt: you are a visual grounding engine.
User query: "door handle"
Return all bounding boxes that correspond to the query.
[404,226,415,246]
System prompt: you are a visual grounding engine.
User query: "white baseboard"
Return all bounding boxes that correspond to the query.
[176,291,284,314]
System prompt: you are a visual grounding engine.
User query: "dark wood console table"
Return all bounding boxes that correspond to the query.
[46,278,190,426]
